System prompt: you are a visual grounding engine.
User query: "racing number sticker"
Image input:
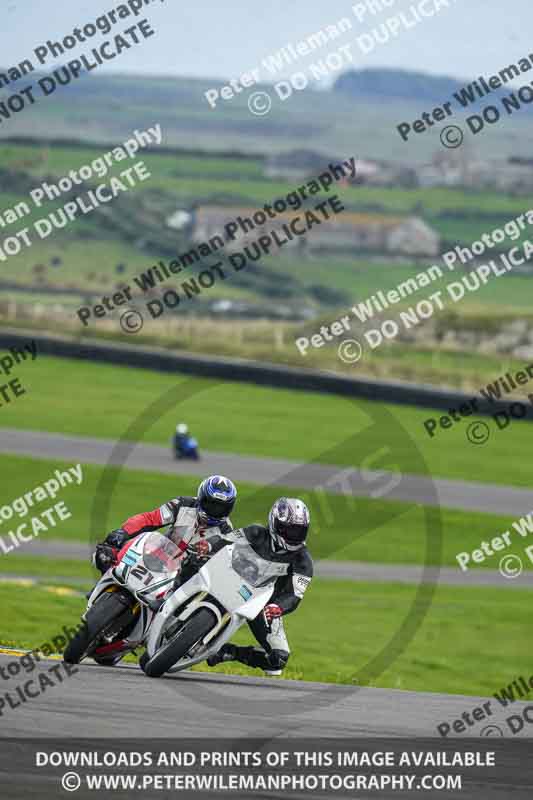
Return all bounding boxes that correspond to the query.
[130,564,155,586]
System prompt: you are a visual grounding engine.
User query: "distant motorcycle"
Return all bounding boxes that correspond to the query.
[63,532,182,666]
[173,434,200,461]
[140,537,285,678]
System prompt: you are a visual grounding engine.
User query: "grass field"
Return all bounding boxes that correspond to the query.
[5,237,533,317]
[3,355,533,488]
[0,579,530,697]
[286,256,533,314]
[6,236,533,321]
[3,138,533,326]
[0,455,530,570]
[3,139,533,301]
[0,233,258,305]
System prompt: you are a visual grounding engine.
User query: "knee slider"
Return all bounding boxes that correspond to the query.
[269,649,289,671]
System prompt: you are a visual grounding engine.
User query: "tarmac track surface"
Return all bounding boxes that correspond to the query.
[0,656,532,799]
[2,428,533,516]
[1,654,531,740]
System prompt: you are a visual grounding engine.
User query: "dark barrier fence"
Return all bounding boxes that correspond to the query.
[1,327,532,419]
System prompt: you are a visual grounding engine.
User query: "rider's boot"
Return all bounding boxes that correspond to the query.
[207,643,239,666]
[207,644,265,668]
[208,645,285,676]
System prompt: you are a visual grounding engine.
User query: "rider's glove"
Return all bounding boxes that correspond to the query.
[93,543,118,574]
[194,539,211,559]
[264,604,283,624]
[105,528,129,548]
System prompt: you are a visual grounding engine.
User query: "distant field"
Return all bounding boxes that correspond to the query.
[2,140,533,316]
[431,217,532,244]
[3,222,533,314]
[0,231,258,306]
[2,141,530,217]
[2,355,533,487]
[2,190,533,318]
[0,145,265,181]
[276,256,533,313]
[0,235,148,287]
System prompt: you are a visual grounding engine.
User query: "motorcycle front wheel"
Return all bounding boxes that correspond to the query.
[142,607,216,678]
[63,591,136,664]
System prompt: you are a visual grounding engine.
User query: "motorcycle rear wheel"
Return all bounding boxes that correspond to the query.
[142,607,216,678]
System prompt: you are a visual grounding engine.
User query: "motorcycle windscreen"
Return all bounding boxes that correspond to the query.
[142,533,181,573]
[231,540,288,588]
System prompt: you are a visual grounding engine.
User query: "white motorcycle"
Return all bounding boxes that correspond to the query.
[141,537,287,677]
[63,532,181,666]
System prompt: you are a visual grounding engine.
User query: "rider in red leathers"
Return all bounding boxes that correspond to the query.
[92,476,237,579]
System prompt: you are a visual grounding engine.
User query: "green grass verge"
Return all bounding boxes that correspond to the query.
[0,583,86,651]
[0,555,93,582]
[3,355,533,487]
[0,581,530,698]
[213,580,533,696]
[1,455,531,570]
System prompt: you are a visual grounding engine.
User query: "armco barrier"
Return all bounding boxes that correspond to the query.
[0,327,532,419]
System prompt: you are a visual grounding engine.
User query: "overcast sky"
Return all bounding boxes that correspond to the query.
[4,0,531,86]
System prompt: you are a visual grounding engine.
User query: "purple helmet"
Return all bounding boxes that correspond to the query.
[268,497,310,550]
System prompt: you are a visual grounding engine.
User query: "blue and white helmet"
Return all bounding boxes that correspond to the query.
[197,475,237,522]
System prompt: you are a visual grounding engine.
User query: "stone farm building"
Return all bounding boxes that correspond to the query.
[191,206,440,257]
